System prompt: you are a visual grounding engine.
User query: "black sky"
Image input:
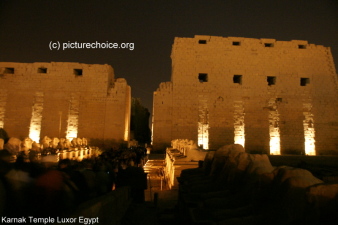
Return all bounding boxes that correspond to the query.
[0,0,337,113]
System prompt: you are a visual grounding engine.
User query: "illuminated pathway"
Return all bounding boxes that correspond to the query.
[122,154,179,225]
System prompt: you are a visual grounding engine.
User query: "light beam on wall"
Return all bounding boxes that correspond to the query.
[0,91,7,129]
[234,101,245,147]
[66,94,79,140]
[124,86,131,141]
[198,96,209,149]
[269,128,281,155]
[29,92,44,143]
[268,99,281,155]
[303,106,316,155]
[198,122,209,149]
[304,126,315,155]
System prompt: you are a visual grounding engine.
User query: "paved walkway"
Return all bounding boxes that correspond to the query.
[121,154,183,225]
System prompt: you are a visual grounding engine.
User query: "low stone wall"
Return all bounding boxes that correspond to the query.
[165,144,207,189]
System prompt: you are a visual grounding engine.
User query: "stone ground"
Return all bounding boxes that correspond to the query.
[121,154,185,225]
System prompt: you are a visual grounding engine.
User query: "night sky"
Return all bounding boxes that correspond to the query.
[0,0,337,113]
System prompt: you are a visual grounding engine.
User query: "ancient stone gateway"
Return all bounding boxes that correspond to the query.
[152,36,338,155]
[0,62,131,148]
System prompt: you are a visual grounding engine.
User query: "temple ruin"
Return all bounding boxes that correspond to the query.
[0,62,131,148]
[152,35,338,155]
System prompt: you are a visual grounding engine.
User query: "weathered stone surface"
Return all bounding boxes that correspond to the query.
[0,138,4,150]
[4,137,21,155]
[178,143,338,224]
[210,144,245,177]
[0,62,131,148]
[41,136,52,149]
[275,175,323,224]
[179,150,215,182]
[153,36,338,155]
[305,183,338,224]
[272,166,322,187]
[21,137,33,151]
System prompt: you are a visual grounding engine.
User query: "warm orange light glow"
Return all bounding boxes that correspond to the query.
[304,123,316,155]
[29,92,44,143]
[0,91,7,129]
[0,118,3,129]
[29,130,40,143]
[234,101,245,147]
[66,128,78,140]
[303,106,316,155]
[304,130,315,155]
[269,135,280,155]
[198,97,209,149]
[198,122,209,149]
[234,133,245,147]
[66,95,79,140]
[124,87,131,141]
[268,103,281,155]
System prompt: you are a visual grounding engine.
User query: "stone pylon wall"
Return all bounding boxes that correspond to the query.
[152,35,338,154]
[152,82,173,150]
[0,62,131,148]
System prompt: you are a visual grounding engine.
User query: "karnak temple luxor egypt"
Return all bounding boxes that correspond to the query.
[0,36,337,224]
[0,35,337,155]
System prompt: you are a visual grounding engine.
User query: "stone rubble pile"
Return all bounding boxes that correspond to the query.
[177,144,338,225]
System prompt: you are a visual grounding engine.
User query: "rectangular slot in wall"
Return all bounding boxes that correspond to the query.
[38,68,47,73]
[198,40,207,44]
[300,78,310,86]
[4,68,14,74]
[298,45,307,49]
[233,75,242,84]
[232,41,241,46]
[198,73,208,82]
[264,43,274,47]
[74,69,83,76]
[267,76,276,85]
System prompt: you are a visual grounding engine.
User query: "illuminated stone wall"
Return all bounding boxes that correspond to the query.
[153,35,338,155]
[0,62,131,148]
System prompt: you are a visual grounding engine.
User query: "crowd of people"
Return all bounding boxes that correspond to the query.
[0,146,148,217]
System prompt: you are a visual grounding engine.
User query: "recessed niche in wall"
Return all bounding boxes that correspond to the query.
[38,68,47,73]
[267,76,276,85]
[198,73,208,82]
[300,78,310,86]
[4,67,14,74]
[233,75,242,84]
[74,69,83,76]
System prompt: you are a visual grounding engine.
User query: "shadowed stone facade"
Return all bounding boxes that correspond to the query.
[152,35,338,155]
[0,62,131,148]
